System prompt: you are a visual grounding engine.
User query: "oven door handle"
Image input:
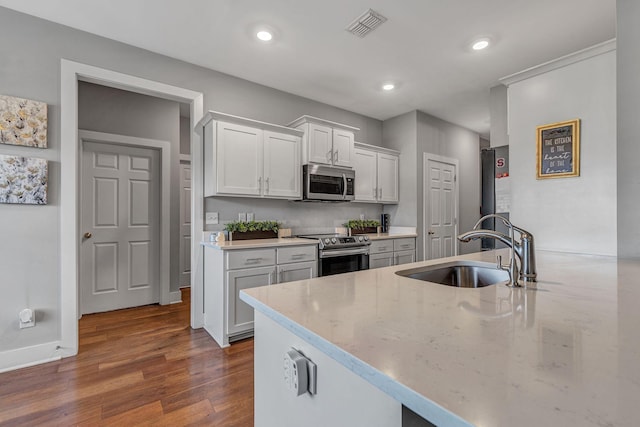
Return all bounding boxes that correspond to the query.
[319,248,369,258]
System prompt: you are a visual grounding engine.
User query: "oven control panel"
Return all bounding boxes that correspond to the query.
[318,235,370,250]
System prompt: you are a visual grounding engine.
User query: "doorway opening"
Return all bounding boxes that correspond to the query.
[59,59,204,358]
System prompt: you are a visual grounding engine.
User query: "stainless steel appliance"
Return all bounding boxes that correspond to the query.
[298,233,370,276]
[302,164,355,201]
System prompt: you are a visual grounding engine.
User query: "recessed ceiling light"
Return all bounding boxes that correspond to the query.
[382,83,395,91]
[472,38,490,50]
[256,30,273,42]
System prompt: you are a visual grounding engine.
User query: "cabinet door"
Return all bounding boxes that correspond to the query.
[227,266,275,335]
[353,148,377,202]
[307,123,333,165]
[369,253,395,269]
[217,122,263,196]
[394,250,416,266]
[377,153,399,203]
[278,261,317,283]
[263,131,301,199]
[332,128,355,167]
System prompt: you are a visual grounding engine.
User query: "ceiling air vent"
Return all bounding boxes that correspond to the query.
[346,9,387,38]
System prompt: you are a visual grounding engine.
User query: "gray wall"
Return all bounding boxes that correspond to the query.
[382,111,482,260]
[508,50,616,255]
[617,0,640,258]
[0,7,383,355]
[78,82,183,292]
[382,111,418,229]
[489,85,509,148]
[416,112,481,259]
[179,116,191,155]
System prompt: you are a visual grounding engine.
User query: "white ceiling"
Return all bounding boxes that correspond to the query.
[0,0,616,137]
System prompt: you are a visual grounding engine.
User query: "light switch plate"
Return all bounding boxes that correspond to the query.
[238,212,247,222]
[247,212,255,221]
[205,212,219,225]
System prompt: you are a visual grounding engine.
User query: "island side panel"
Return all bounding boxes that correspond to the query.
[203,247,229,347]
[254,311,402,427]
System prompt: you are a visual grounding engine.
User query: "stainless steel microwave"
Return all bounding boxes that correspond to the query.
[302,164,355,201]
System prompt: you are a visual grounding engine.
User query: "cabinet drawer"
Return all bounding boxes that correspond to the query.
[370,240,393,254]
[393,238,416,252]
[227,248,276,270]
[277,245,317,264]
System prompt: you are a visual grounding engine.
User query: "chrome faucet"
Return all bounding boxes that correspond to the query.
[457,214,537,287]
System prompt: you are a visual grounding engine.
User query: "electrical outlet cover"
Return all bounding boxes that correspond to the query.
[205,212,219,225]
[238,213,247,222]
[247,212,255,221]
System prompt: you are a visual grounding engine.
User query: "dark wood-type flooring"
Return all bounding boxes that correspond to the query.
[0,289,254,426]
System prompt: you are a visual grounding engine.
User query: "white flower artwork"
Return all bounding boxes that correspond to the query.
[0,94,48,148]
[0,155,48,205]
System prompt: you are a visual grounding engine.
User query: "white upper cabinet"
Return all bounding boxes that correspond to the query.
[377,152,399,203]
[199,111,303,199]
[307,123,333,164]
[354,148,377,202]
[288,115,359,168]
[216,122,263,196]
[263,131,301,199]
[353,142,399,204]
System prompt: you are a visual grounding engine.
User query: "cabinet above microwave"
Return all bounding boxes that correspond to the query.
[288,115,359,169]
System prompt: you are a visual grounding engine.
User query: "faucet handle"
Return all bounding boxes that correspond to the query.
[496,255,508,270]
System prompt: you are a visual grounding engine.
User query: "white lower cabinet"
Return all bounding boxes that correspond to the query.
[204,243,317,347]
[369,238,416,269]
[227,266,276,336]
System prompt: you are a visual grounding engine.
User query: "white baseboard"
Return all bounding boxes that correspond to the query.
[168,290,182,304]
[0,341,68,373]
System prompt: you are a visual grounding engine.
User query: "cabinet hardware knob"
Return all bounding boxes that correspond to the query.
[84,232,92,239]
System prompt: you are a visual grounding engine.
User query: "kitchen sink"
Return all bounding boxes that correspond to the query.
[395,261,509,288]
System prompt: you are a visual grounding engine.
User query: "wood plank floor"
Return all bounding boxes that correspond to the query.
[0,289,254,426]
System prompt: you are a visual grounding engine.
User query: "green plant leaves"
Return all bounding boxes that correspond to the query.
[344,219,380,229]
[224,220,279,233]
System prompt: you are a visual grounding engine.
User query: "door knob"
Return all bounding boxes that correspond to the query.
[84,232,92,239]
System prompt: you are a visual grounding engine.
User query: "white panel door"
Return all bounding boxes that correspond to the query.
[426,158,457,260]
[307,123,333,165]
[353,148,377,202]
[227,266,275,335]
[179,161,191,287]
[377,153,399,203]
[217,121,263,195]
[80,141,160,314]
[263,131,301,199]
[332,128,354,167]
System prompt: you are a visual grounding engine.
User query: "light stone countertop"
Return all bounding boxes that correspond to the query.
[241,249,640,427]
[365,232,417,240]
[201,237,317,250]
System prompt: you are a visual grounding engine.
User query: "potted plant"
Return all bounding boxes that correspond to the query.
[345,219,380,235]
[224,220,279,241]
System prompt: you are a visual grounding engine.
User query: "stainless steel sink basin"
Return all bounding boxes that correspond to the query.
[395,261,509,288]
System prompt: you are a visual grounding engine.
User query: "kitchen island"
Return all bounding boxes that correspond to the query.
[240,249,640,427]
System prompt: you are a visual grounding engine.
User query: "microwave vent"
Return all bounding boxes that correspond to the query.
[346,9,387,38]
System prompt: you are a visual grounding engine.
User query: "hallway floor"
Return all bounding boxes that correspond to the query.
[0,289,254,426]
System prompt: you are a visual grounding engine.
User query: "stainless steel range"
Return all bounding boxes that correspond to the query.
[297,234,370,276]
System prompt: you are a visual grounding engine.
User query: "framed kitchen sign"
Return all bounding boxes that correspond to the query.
[536,119,580,179]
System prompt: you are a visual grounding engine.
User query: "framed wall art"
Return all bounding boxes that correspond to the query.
[0,155,48,204]
[536,119,580,179]
[0,94,48,148]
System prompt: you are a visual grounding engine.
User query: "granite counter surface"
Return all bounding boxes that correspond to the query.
[241,249,640,427]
